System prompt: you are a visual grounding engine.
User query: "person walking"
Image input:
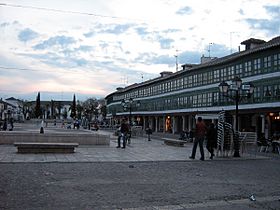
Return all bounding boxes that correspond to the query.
[189,117,207,161]
[206,123,217,159]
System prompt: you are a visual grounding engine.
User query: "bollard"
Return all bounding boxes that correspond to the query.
[40,120,44,134]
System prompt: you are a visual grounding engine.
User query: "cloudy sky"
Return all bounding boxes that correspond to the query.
[0,0,279,101]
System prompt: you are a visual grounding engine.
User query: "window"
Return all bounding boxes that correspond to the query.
[208,71,213,83]
[202,93,207,106]
[264,56,271,73]
[213,92,219,105]
[203,72,208,85]
[228,66,235,80]
[274,84,280,98]
[193,95,198,107]
[193,75,197,86]
[180,78,184,89]
[184,77,188,88]
[197,94,202,107]
[168,82,171,92]
[264,86,272,97]
[221,68,227,81]
[273,53,280,71]
[198,73,203,86]
[187,76,193,87]
[253,58,261,74]
[172,80,176,91]
[235,64,242,77]
[213,70,220,82]
[253,87,261,102]
[244,61,252,76]
[188,96,193,107]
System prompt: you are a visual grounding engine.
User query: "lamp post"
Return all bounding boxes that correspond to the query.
[219,76,254,157]
[121,98,141,126]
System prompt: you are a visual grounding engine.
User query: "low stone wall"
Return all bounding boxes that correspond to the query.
[0,132,110,145]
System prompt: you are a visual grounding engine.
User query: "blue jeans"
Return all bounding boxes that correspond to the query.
[190,136,205,159]
[117,133,126,148]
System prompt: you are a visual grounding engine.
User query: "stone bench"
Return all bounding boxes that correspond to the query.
[14,142,79,153]
[163,138,187,147]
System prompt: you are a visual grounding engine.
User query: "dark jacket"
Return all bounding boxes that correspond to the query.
[207,124,217,148]
[120,122,129,134]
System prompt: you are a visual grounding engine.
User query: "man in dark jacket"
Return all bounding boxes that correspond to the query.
[206,123,217,159]
[117,119,129,148]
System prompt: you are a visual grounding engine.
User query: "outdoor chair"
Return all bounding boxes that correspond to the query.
[239,132,257,156]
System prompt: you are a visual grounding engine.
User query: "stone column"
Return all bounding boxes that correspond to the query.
[143,117,146,130]
[261,114,265,133]
[155,116,158,132]
[172,116,176,134]
[182,116,186,131]
[163,116,166,133]
[188,115,192,131]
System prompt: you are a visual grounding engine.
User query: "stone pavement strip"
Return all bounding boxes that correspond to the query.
[0,131,268,163]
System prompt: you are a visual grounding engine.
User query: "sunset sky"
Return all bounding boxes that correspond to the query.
[0,0,279,101]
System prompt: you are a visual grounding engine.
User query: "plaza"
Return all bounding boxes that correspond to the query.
[0,122,267,163]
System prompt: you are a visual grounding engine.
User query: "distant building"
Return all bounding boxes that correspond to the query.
[105,36,280,137]
[0,100,16,121]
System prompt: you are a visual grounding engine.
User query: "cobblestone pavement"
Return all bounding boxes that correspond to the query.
[1,160,279,210]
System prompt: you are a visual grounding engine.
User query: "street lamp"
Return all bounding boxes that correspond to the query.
[219,76,254,157]
[121,98,141,126]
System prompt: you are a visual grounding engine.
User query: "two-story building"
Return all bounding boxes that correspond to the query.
[106,36,280,138]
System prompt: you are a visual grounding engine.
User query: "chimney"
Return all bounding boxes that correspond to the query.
[241,38,266,50]
[160,71,173,77]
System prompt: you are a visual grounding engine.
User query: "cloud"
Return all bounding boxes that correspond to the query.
[100,23,133,34]
[244,5,280,36]
[17,52,89,68]
[0,21,19,28]
[83,31,95,38]
[238,9,244,15]
[264,5,280,17]
[18,28,39,42]
[75,45,93,52]
[135,26,149,36]
[134,52,175,67]
[33,35,76,50]
[0,22,9,27]
[179,51,201,64]
[163,28,181,33]
[158,37,174,49]
[176,6,193,15]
